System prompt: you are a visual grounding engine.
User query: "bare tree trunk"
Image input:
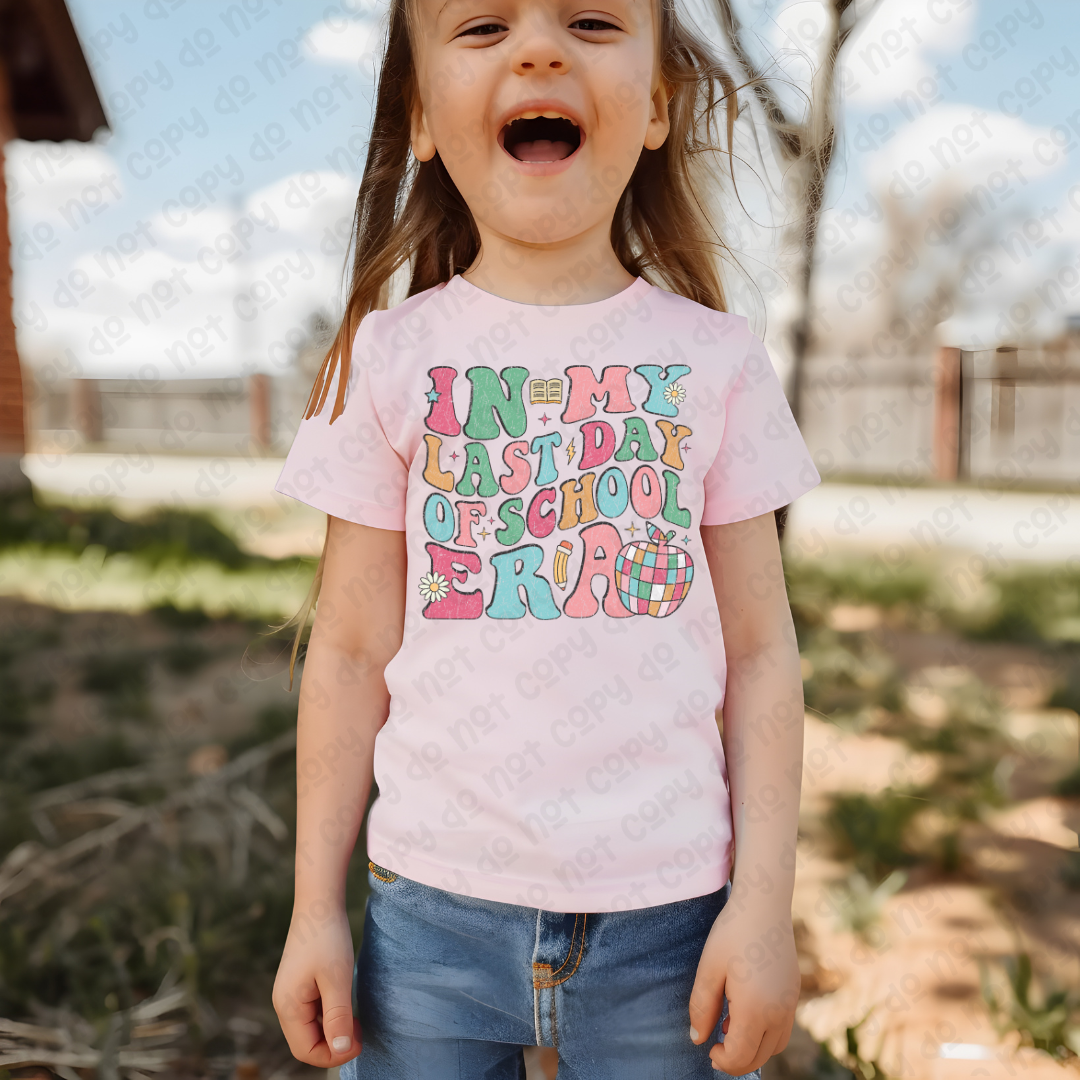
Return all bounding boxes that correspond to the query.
[711,0,883,426]
[785,5,843,426]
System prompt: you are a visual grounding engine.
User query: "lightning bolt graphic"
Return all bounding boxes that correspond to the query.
[566,438,576,464]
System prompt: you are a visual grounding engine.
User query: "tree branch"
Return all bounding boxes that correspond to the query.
[0,730,297,906]
[710,0,803,160]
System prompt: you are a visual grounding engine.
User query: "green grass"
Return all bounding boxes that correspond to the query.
[81,649,151,694]
[1047,659,1080,714]
[800,629,904,727]
[1055,766,1080,798]
[785,553,1080,646]
[161,639,213,675]
[785,557,934,618]
[18,733,142,790]
[980,953,1080,1060]
[825,791,926,882]
[958,568,1080,644]
[0,487,262,569]
[227,701,298,757]
[0,488,317,624]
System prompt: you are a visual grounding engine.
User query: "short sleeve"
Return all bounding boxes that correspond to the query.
[274,315,408,530]
[700,333,821,525]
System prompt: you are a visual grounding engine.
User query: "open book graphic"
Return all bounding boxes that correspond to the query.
[529,378,563,404]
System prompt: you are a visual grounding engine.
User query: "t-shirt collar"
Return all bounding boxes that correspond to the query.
[447,272,653,310]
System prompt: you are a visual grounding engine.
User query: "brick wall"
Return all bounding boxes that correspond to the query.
[0,59,27,457]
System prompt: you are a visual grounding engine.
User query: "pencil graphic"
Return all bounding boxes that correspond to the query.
[553,540,573,589]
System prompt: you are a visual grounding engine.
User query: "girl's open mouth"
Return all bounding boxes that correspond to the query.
[500,116,582,163]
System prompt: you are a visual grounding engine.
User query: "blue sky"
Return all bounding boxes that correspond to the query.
[842,1,1076,130]
[6,0,1079,381]
[838,0,1077,201]
[718,0,1080,349]
[837,4,1077,222]
[66,0,383,214]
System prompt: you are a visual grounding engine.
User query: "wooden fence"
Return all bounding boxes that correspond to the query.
[24,374,289,457]
[21,336,1080,492]
[798,335,1080,489]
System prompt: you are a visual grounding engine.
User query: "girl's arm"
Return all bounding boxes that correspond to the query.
[690,512,804,1075]
[272,515,407,1069]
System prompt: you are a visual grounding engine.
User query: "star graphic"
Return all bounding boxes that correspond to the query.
[682,535,691,544]
[479,527,490,540]
[426,389,441,403]
[540,413,551,425]
[626,521,639,536]
[681,442,691,453]
[449,450,460,461]
[488,517,495,524]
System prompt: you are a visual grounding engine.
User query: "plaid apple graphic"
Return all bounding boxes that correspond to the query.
[614,522,694,617]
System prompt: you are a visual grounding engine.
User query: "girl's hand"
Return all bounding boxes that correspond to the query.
[272,517,403,1067]
[688,893,800,1076]
[697,515,804,1074]
[273,906,362,1068]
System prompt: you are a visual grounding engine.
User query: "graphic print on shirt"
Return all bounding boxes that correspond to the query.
[418,361,695,620]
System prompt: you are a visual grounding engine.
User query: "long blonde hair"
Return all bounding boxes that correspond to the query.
[279,0,750,688]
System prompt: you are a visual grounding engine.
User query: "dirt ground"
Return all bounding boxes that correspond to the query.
[777,616,1080,1080]
[1,591,1077,1080]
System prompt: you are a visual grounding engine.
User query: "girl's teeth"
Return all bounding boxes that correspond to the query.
[514,111,577,124]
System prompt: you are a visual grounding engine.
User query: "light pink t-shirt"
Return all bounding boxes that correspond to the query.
[276,274,820,912]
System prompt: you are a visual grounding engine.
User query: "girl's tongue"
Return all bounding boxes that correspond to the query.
[511,138,575,162]
[502,116,581,163]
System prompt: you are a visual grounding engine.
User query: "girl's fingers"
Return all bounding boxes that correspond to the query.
[274,984,329,1065]
[274,975,360,1068]
[687,963,726,1045]
[774,1013,796,1055]
[321,992,361,1064]
[708,1010,767,1077]
[744,1026,784,1075]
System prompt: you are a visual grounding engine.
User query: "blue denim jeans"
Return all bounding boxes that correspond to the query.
[341,865,760,1079]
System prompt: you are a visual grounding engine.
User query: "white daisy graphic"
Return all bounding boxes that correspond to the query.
[419,572,450,603]
[663,381,686,405]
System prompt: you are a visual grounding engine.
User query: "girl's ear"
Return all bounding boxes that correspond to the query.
[410,97,437,162]
[644,76,673,151]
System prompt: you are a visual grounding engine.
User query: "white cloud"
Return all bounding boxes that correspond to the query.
[770,1,832,77]
[303,14,386,67]
[4,140,127,223]
[863,104,1061,194]
[808,104,1076,349]
[13,169,362,380]
[839,0,978,105]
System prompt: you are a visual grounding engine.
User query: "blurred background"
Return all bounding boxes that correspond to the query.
[0,0,1077,1078]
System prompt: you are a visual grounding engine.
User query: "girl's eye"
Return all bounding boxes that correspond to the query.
[458,22,507,36]
[571,17,619,30]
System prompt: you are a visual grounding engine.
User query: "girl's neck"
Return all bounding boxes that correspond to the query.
[461,218,636,305]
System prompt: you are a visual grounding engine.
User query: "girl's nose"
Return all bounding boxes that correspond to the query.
[511,29,571,74]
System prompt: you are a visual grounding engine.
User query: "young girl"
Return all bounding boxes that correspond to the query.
[271,0,820,1072]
